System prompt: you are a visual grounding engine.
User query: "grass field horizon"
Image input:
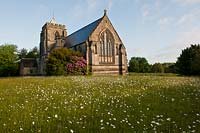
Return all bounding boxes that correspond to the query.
[0,74,199,132]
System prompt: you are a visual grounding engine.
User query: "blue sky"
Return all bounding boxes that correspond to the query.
[0,0,200,64]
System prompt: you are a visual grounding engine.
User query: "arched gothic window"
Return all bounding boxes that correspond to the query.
[62,31,65,37]
[55,31,60,40]
[99,30,114,63]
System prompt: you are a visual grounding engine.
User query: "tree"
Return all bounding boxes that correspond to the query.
[26,47,39,58]
[128,57,150,73]
[18,47,39,59]
[139,58,150,72]
[0,44,19,76]
[18,48,28,59]
[151,63,164,73]
[162,63,176,73]
[128,57,139,72]
[46,48,82,76]
[176,44,200,75]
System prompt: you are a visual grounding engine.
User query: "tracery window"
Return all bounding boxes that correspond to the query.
[55,31,60,40]
[99,30,114,63]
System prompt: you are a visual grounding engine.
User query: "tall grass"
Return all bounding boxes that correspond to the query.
[0,75,199,132]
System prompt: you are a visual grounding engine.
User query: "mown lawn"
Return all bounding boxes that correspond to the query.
[0,74,199,132]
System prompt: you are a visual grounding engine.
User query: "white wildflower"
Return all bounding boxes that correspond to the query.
[171,98,175,102]
[167,118,171,121]
[111,124,116,128]
[70,129,74,133]
[101,127,105,129]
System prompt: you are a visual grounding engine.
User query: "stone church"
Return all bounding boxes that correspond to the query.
[21,10,128,75]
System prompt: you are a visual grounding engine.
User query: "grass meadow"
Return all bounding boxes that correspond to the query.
[0,74,200,132]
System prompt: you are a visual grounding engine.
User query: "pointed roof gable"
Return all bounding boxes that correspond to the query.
[89,14,123,45]
[65,17,103,48]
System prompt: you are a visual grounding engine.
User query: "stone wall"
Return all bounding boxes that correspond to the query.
[38,13,128,75]
[39,22,67,75]
[87,15,128,75]
[20,58,39,76]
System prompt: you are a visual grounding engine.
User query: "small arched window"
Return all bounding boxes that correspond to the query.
[94,45,97,54]
[62,31,65,37]
[55,31,60,40]
[116,46,118,55]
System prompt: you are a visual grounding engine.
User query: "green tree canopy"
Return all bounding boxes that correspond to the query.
[0,44,19,76]
[26,47,39,58]
[162,63,176,73]
[128,57,150,73]
[176,44,200,75]
[18,48,28,59]
[151,63,164,73]
[18,47,39,59]
[46,48,82,76]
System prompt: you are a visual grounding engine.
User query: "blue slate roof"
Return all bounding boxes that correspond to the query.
[65,17,102,48]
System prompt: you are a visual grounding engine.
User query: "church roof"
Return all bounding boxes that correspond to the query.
[65,17,102,47]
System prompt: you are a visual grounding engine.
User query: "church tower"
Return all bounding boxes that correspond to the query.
[39,17,67,74]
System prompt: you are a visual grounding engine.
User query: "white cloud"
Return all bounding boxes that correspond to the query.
[176,8,200,29]
[140,4,152,24]
[69,0,99,23]
[141,4,150,18]
[178,14,191,25]
[140,1,169,23]
[70,5,84,20]
[151,29,200,63]
[107,0,113,10]
[173,30,200,49]
[151,7,200,63]
[175,0,200,5]
[155,0,161,8]
[86,0,98,9]
[178,13,196,25]
[159,17,172,25]
[142,9,150,18]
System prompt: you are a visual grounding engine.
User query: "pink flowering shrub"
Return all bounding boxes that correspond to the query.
[66,56,87,75]
[46,48,82,76]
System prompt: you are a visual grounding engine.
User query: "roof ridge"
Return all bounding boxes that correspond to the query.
[67,17,102,37]
[65,16,104,47]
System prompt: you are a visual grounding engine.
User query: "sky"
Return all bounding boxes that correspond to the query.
[0,0,200,64]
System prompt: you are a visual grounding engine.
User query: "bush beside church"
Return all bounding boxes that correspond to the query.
[46,48,87,76]
[66,56,87,75]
